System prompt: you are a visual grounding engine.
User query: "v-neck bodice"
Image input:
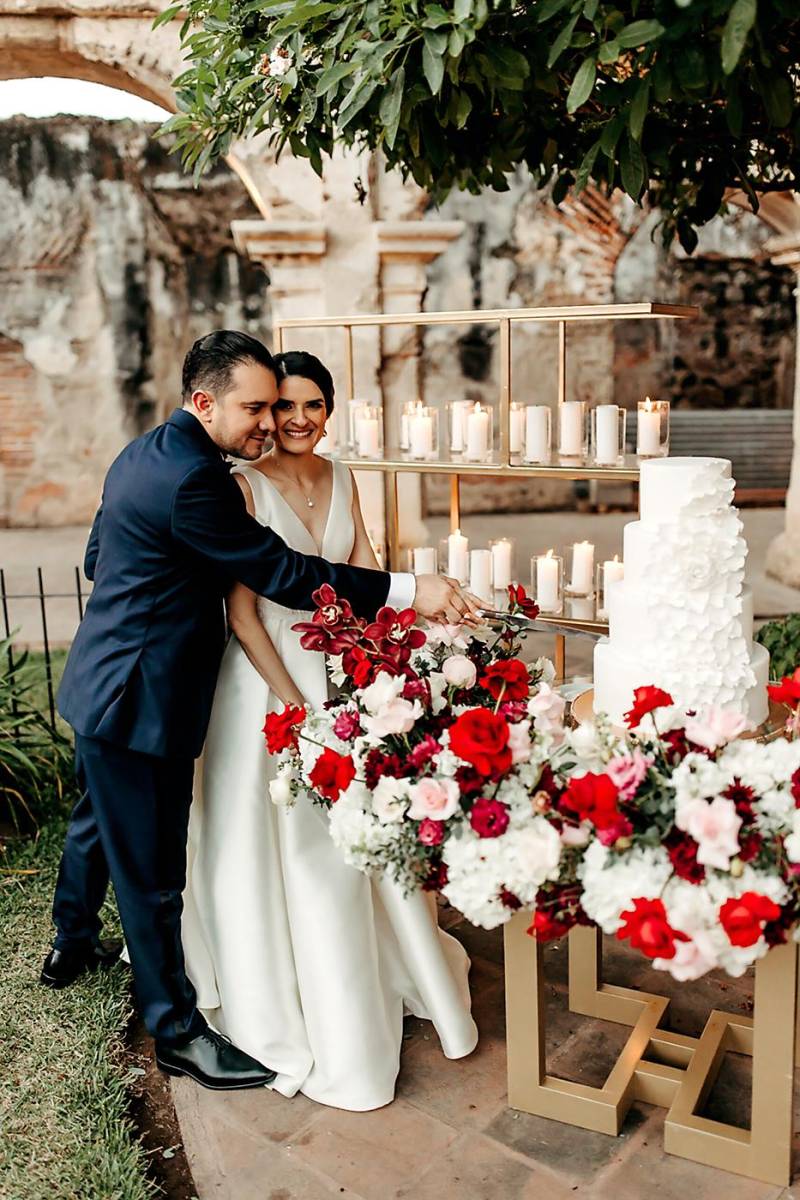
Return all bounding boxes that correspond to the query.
[232,458,354,624]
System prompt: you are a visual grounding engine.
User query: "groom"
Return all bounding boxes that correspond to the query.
[42,330,477,1090]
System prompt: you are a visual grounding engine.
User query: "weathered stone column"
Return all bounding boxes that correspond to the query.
[376,220,465,549]
[764,235,800,588]
[231,220,327,322]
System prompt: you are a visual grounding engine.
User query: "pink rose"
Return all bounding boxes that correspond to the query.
[442,654,477,689]
[417,818,445,846]
[654,932,718,981]
[361,698,422,738]
[560,821,591,847]
[527,683,566,735]
[606,749,652,801]
[675,796,742,871]
[684,706,751,751]
[408,777,460,821]
[333,709,362,741]
[507,719,532,764]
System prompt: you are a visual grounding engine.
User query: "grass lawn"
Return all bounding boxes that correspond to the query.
[0,649,160,1200]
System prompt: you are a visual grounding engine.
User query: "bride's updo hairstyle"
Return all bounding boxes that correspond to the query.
[273,351,335,417]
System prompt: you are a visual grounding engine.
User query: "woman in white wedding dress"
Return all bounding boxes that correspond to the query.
[181,350,478,1111]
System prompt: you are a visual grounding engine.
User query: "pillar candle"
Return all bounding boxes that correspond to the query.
[598,555,624,618]
[569,541,594,595]
[491,539,513,590]
[469,548,492,599]
[637,397,661,455]
[509,403,524,455]
[447,529,469,583]
[594,404,620,465]
[525,406,550,462]
[355,412,380,458]
[449,400,471,453]
[413,546,437,575]
[536,550,559,612]
[465,404,490,459]
[409,409,434,458]
[559,401,584,457]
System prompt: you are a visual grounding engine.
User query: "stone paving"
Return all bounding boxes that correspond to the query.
[169,910,800,1200]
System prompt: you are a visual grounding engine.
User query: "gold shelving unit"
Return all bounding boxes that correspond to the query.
[274,301,698,677]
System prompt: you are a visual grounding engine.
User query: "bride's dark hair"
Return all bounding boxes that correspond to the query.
[273,351,335,416]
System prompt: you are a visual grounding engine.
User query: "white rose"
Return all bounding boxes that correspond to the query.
[442,654,477,689]
[359,671,405,715]
[269,774,294,806]
[372,776,410,824]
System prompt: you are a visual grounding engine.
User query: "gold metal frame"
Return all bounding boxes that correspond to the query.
[274,302,697,677]
[504,917,798,1186]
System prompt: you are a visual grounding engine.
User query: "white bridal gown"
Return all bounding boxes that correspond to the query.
[181,459,478,1111]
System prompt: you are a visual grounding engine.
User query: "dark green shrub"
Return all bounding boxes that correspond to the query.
[755,614,800,682]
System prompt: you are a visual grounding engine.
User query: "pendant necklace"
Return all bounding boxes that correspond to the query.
[284,472,315,508]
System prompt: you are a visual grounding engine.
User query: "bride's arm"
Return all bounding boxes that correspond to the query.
[226,476,306,709]
[348,470,383,571]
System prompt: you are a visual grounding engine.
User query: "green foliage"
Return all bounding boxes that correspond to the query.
[157,0,800,250]
[756,613,800,681]
[0,638,71,838]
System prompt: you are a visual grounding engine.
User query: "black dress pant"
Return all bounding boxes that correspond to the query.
[52,734,205,1045]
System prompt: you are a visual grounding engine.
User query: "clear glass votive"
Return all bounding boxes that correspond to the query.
[595,556,624,621]
[399,400,417,452]
[409,545,438,575]
[557,400,588,461]
[637,397,670,458]
[347,397,370,450]
[523,405,551,464]
[406,404,439,461]
[566,595,596,622]
[447,400,473,456]
[353,404,383,460]
[509,402,525,458]
[490,538,515,591]
[530,550,563,615]
[591,404,626,467]
[565,541,595,598]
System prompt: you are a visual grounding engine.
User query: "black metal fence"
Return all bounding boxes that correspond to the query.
[0,567,88,734]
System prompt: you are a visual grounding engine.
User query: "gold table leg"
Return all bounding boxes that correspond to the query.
[504,914,798,1187]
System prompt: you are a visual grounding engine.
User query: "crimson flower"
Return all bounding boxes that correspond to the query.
[559,772,623,833]
[792,768,800,806]
[262,704,306,754]
[313,583,354,628]
[332,708,362,742]
[407,736,440,770]
[768,668,800,711]
[500,888,523,911]
[719,892,781,947]
[448,708,512,777]
[417,818,445,846]
[469,797,510,838]
[666,831,706,884]
[617,898,689,960]
[422,860,448,892]
[308,747,356,803]
[624,685,674,729]
[507,583,539,620]
[528,907,576,942]
[363,749,405,789]
[480,658,530,702]
[364,606,426,651]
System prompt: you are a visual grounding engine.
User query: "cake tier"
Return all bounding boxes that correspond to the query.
[592,639,770,728]
[606,581,756,652]
[639,456,733,525]
[622,511,745,588]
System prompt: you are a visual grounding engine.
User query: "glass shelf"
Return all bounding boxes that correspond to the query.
[337,452,641,482]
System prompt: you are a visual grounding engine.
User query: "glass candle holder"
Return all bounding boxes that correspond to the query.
[447,400,473,456]
[347,397,371,450]
[490,537,515,591]
[439,529,469,585]
[591,404,626,467]
[399,400,417,452]
[469,548,493,600]
[509,402,525,457]
[406,404,439,460]
[637,397,670,458]
[595,555,624,620]
[566,541,595,598]
[566,595,596,622]
[409,545,438,575]
[557,400,588,460]
[353,404,383,459]
[530,550,563,615]
[463,402,494,462]
[523,405,551,464]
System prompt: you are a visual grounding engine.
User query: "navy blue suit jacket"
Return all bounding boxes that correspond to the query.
[57,409,390,758]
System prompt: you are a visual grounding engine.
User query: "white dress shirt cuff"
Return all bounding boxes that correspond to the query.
[387,572,416,610]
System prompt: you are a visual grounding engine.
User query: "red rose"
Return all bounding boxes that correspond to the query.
[792,768,800,806]
[624,685,674,729]
[309,747,356,803]
[469,797,510,838]
[719,891,782,947]
[449,708,511,777]
[480,658,530,702]
[417,818,445,846]
[528,907,575,942]
[616,898,689,960]
[262,704,306,754]
[666,832,705,884]
[768,668,800,711]
[559,772,623,833]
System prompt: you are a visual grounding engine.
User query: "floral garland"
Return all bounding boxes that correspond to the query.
[265,589,800,982]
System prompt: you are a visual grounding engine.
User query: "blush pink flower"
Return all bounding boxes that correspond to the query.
[407,777,460,821]
[684,706,751,751]
[332,708,362,741]
[361,697,423,738]
[527,683,566,735]
[606,749,652,801]
[442,654,477,689]
[675,796,742,871]
[507,719,532,764]
[417,818,445,846]
[654,932,718,981]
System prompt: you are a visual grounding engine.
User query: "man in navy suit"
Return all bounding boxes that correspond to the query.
[43,330,476,1090]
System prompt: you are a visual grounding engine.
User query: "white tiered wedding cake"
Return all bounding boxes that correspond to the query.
[593,457,770,726]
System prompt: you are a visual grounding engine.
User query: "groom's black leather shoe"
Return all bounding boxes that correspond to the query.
[40,938,124,989]
[155,1028,277,1090]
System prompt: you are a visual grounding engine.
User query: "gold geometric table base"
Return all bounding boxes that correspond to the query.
[504,914,798,1186]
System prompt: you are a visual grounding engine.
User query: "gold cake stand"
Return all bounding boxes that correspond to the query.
[504,691,796,1185]
[570,688,789,742]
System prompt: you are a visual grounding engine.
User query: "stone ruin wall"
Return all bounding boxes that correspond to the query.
[0,115,795,526]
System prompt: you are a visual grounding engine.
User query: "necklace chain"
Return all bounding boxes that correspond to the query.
[275,468,316,508]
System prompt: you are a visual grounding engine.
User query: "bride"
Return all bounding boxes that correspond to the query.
[181,350,478,1110]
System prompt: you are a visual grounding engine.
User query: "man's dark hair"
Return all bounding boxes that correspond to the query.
[181,331,276,403]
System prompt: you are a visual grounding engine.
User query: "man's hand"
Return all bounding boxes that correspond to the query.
[413,575,484,626]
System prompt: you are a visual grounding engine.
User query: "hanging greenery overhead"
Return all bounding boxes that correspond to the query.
[156,0,800,250]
